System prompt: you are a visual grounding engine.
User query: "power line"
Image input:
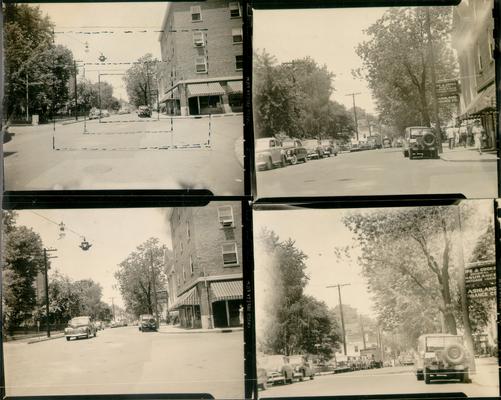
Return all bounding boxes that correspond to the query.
[29,211,89,240]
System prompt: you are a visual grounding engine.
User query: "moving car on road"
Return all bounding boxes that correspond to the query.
[137,105,152,118]
[416,334,472,384]
[319,139,339,156]
[288,355,315,381]
[303,139,324,159]
[257,355,295,386]
[139,314,157,332]
[403,126,439,159]
[281,139,308,165]
[255,137,285,170]
[64,316,97,341]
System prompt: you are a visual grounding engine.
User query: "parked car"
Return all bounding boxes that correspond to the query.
[64,316,97,341]
[287,355,315,381]
[302,139,324,159]
[118,107,131,115]
[382,137,392,148]
[139,314,157,332]
[110,320,122,328]
[281,139,308,165]
[319,139,338,156]
[257,355,294,386]
[312,360,336,374]
[416,334,472,384]
[137,105,152,118]
[88,108,110,119]
[257,367,268,390]
[255,137,285,170]
[403,126,439,159]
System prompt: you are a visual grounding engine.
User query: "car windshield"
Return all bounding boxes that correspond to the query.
[303,140,318,148]
[255,139,273,150]
[410,128,432,138]
[288,356,304,365]
[320,140,332,145]
[282,140,295,147]
[69,317,90,327]
[141,315,154,321]
[426,336,462,351]
[258,356,284,370]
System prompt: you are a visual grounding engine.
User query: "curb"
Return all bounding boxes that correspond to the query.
[27,334,65,344]
[440,155,497,163]
[158,328,243,335]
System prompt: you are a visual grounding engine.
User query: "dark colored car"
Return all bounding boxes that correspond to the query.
[64,316,97,341]
[302,139,324,159]
[319,139,338,157]
[139,314,157,332]
[403,126,439,159]
[138,106,152,118]
[281,139,308,165]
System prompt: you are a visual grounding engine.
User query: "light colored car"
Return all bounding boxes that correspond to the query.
[319,139,338,156]
[255,137,285,170]
[257,355,294,386]
[416,334,472,384]
[302,139,324,159]
[64,316,97,341]
[287,355,315,381]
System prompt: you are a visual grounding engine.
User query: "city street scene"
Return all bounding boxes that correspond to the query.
[253,2,497,198]
[2,203,244,398]
[3,1,244,193]
[253,200,498,398]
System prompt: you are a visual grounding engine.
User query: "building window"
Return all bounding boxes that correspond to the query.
[235,55,243,71]
[477,42,484,71]
[196,56,207,73]
[488,29,494,61]
[222,242,238,266]
[190,255,194,275]
[191,5,202,22]
[229,2,241,18]
[217,206,234,227]
[354,345,359,352]
[193,31,205,47]
[232,28,243,44]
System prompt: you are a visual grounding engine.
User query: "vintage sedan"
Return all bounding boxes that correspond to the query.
[139,314,157,332]
[281,139,308,165]
[257,355,295,386]
[255,137,285,170]
[137,106,152,118]
[64,316,97,341]
[302,139,325,159]
[288,355,315,381]
[319,139,338,156]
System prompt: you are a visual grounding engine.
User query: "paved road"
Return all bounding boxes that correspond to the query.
[4,113,244,194]
[260,362,499,398]
[3,326,244,398]
[256,148,497,198]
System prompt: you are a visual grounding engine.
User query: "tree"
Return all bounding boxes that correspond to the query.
[356,7,457,133]
[2,213,46,333]
[123,54,159,107]
[3,4,75,122]
[68,79,120,114]
[114,238,169,317]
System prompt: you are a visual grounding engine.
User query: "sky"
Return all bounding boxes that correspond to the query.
[253,7,388,115]
[15,208,173,309]
[36,2,167,100]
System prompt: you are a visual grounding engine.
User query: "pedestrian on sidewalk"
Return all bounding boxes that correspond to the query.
[459,121,468,148]
[446,125,455,149]
[238,304,244,326]
[472,119,485,155]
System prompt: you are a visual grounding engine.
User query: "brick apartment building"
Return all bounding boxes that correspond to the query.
[167,202,243,329]
[157,1,243,116]
[452,0,497,148]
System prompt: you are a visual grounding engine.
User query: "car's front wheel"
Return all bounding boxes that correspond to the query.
[66,337,70,341]
[416,370,424,381]
[266,158,273,170]
[424,369,431,384]
[290,155,298,165]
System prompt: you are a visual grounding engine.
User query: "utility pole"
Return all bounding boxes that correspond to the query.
[98,72,102,121]
[26,73,29,122]
[425,8,444,153]
[150,252,160,329]
[327,283,351,355]
[74,60,78,121]
[43,248,58,338]
[346,93,361,141]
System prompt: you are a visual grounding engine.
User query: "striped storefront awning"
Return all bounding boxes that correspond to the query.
[187,82,225,97]
[160,87,180,103]
[169,286,200,311]
[227,80,243,94]
[210,280,243,302]
[460,83,496,120]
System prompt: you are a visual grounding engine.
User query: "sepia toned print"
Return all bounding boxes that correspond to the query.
[253,200,498,397]
[3,1,244,193]
[2,204,244,398]
[253,2,497,198]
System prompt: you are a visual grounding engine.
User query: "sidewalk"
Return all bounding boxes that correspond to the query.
[471,357,499,387]
[157,324,243,334]
[440,146,498,162]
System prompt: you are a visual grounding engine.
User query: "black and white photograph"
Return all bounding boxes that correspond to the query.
[3,1,244,193]
[1,203,244,398]
[253,200,498,397]
[253,2,497,198]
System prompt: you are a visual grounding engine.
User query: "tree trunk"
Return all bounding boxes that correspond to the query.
[418,87,431,126]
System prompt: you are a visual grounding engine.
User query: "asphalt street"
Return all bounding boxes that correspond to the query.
[259,361,499,398]
[256,148,498,198]
[3,325,244,398]
[4,113,244,194]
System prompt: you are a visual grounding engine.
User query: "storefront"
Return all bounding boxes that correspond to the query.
[226,80,243,113]
[186,82,226,115]
[169,286,202,329]
[210,280,243,328]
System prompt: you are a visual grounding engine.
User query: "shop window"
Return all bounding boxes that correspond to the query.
[232,28,243,44]
[193,31,205,47]
[196,56,207,73]
[229,2,241,18]
[222,242,238,266]
[235,55,243,71]
[218,206,234,227]
[191,6,202,22]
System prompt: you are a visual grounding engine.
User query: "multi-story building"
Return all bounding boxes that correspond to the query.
[452,0,497,148]
[157,1,243,116]
[167,202,243,329]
